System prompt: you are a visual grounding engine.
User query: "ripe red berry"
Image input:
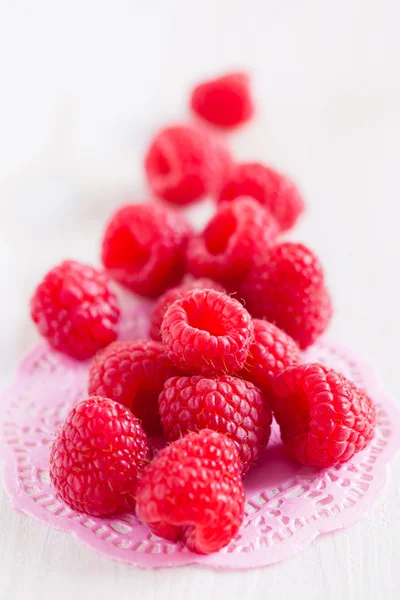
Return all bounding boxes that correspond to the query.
[218,162,304,231]
[159,375,272,475]
[50,397,151,516]
[239,319,301,394]
[136,429,244,554]
[149,278,224,342]
[88,340,181,436]
[240,242,332,349]
[186,197,277,287]
[191,72,254,129]
[271,363,377,467]
[101,203,192,297]
[161,289,254,375]
[30,260,120,360]
[144,124,232,205]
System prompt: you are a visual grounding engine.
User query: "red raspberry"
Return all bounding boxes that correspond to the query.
[50,396,151,516]
[271,363,377,467]
[101,203,192,297]
[218,162,304,231]
[240,242,332,349]
[88,340,180,436]
[190,71,254,129]
[144,124,232,205]
[239,319,301,394]
[161,289,254,375]
[149,278,224,342]
[136,429,244,554]
[30,260,119,360]
[187,197,277,287]
[159,375,272,475]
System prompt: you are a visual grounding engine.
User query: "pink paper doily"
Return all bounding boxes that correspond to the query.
[1,301,400,569]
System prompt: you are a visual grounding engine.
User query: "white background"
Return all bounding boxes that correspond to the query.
[0,1,400,599]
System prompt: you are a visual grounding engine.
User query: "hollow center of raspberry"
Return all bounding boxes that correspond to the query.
[185,304,227,336]
[204,212,237,255]
[106,229,150,271]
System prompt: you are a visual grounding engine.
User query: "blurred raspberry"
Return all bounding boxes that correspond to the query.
[191,72,254,128]
[240,242,332,348]
[187,197,277,287]
[101,203,192,297]
[145,124,232,205]
[218,162,304,231]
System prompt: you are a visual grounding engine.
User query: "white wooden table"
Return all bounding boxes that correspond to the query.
[1,1,399,598]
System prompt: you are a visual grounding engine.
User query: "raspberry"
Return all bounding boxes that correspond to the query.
[149,278,224,342]
[190,72,254,129]
[161,289,254,375]
[218,162,304,231]
[30,260,120,360]
[159,375,272,475]
[144,124,232,205]
[50,396,151,516]
[136,429,244,553]
[101,203,192,297]
[271,363,377,467]
[88,340,180,436]
[240,242,332,349]
[239,319,301,394]
[187,197,277,287]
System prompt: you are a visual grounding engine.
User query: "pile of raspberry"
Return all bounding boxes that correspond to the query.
[30,71,376,555]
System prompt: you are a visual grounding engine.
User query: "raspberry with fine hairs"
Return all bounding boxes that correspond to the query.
[135,429,244,554]
[238,319,301,395]
[159,375,272,475]
[50,396,151,516]
[161,288,254,375]
[149,278,224,342]
[30,260,120,360]
[271,363,377,467]
[88,340,181,436]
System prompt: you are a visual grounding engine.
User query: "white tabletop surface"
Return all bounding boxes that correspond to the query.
[1,1,400,599]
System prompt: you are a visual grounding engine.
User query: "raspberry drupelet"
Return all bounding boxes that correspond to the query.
[136,429,245,554]
[161,288,254,375]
